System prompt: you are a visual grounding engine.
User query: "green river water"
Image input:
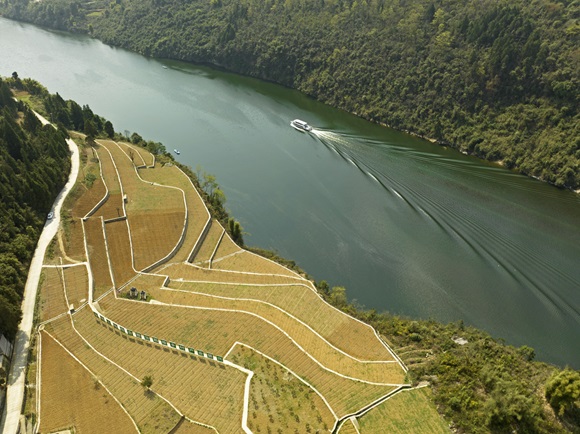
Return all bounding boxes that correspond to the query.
[1,17,579,367]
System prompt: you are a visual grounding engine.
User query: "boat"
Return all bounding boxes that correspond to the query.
[174,149,180,155]
[290,119,313,132]
[162,65,168,69]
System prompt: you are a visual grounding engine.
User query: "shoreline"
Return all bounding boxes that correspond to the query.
[0,15,577,194]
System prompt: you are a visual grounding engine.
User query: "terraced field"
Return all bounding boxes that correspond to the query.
[32,137,445,433]
[97,140,186,270]
[38,331,137,434]
[168,281,392,361]
[83,217,113,297]
[73,308,247,433]
[160,263,302,285]
[211,231,243,260]
[62,264,90,308]
[229,344,336,433]
[98,294,398,416]
[92,144,123,220]
[338,419,360,434]
[212,251,300,277]
[38,267,68,322]
[146,288,404,384]
[138,164,210,263]
[358,388,449,433]
[105,220,136,287]
[45,316,182,434]
[192,219,224,264]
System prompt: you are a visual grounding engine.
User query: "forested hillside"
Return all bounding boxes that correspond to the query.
[0,75,111,341]
[0,77,70,340]
[1,0,578,189]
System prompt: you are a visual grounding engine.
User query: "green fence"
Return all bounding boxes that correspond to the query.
[93,310,224,363]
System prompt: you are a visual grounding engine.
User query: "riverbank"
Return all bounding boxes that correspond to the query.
[0,0,578,191]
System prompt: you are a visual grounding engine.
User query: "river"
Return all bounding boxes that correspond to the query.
[1,17,579,368]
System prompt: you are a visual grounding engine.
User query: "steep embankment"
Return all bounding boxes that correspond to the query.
[1,0,579,189]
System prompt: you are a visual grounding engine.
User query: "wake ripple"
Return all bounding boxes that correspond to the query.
[311,127,580,324]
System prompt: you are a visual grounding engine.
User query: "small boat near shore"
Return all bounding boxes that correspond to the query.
[174,149,180,155]
[290,119,313,132]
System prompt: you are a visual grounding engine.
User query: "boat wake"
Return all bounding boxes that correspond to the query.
[310,126,580,329]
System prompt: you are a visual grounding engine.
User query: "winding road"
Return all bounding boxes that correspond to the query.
[0,113,79,434]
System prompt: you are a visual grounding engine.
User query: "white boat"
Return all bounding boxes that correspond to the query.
[174,149,180,155]
[290,119,313,132]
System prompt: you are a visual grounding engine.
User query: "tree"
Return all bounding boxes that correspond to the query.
[228,217,243,243]
[84,119,97,140]
[104,120,114,138]
[545,369,580,417]
[329,286,347,308]
[130,132,143,144]
[518,345,535,362]
[141,375,153,390]
[317,280,330,295]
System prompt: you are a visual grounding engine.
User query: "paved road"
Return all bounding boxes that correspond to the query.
[0,114,79,434]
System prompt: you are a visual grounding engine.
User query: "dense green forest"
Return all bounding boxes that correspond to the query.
[0,75,112,343]
[1,0,578,189]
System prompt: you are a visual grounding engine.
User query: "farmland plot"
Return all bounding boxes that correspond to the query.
[83,217,113,297]
[71,176,107,219]
[69,145,106,218]
[38,267,68,322]
[211,231,242,260]
[92,145,123,220]
[63,217,87,262]
[229,344,336,434]
[71,177,106,217]
[192,219,223,264]
[117,141,146,167]
[338,419,360,434]
[120,141,155,167]
[45,316,181,434]
[123,273,167,292]
[99,140,186,270]
[212,251,299,277]
[129,212,185,270]
[171,420,216,434]
[94,143,121,195]
[99,296,396,416]
[161,263,301,285]
[39,331,137,434]
[149,288,405,384]
[358,388,449,433]
[105,220,136,287]
[138,164,210,263]
[171,281,393,361]
[72,308,247,434]
[63,264,90,309]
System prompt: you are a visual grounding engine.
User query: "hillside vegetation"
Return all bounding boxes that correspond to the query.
[0,75,113,341]
[0,77,70,341]
[1,0,579,189]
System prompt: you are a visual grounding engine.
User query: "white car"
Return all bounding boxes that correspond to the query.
[47,212,54,220]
